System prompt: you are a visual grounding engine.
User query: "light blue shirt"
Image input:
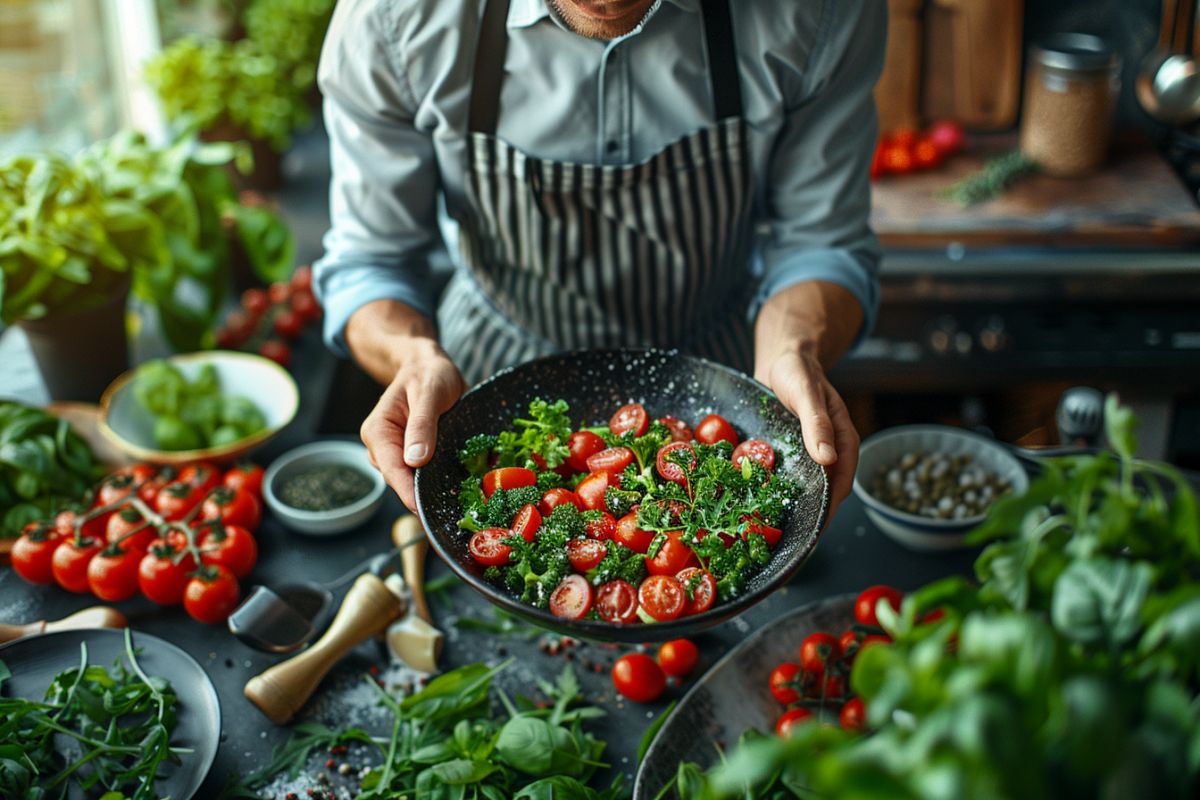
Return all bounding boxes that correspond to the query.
[314,0,885,358]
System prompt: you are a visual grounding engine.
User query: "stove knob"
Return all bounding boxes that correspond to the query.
[978,316,1009,353]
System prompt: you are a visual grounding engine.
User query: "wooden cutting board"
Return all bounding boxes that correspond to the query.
[872,137,1200,248]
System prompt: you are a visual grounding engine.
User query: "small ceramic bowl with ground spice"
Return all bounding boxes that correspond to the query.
[263,441,386,535]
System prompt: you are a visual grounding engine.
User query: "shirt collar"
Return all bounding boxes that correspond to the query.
[508,0,698,29]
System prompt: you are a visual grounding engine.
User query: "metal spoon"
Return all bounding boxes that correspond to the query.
[1139,0,1200,123]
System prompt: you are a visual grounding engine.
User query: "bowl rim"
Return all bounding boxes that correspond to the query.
[97,350,299,464]
[852,423,1028,530]
[413,346,831,641]
[263,440,387,522]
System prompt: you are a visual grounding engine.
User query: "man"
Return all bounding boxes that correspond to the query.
[314,0,885,521]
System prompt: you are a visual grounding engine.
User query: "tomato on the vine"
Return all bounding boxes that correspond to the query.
[222,463,264,500]
[798,632,842,675]
[96,463,157,507]
[913,137,943,170]
[11,524,65,585]
[183,565,240,624]
[268,281,291,305]
[881,143,915,175]
[548,574,593,620]
[807,672,846,700]
[259,339,292,367]
[775,707,814,738]
[87,544,143,602]
[839,628,860,658]
[658,639,699,678]
[106,505,155,552]
[274,310,303,340]
[290,290,320,323]
[927,120,965,157]
[611,653,666,703]
[51,537,104,593]
[609,402,649,438]
[138,539,197,605]
[840,697,867,731]
[155,481,203,521]
[694,414,737,446]
[53,508,105,542]
[769,662,803,704]
[241,287,269,317]
[179,463,220,495]
[854,585,903,627]
[200,487,261,531]
[197,523,259,578]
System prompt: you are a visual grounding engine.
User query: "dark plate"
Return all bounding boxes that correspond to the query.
[414,348,830,642]
[634,594,856,799]
[0,628,221,800]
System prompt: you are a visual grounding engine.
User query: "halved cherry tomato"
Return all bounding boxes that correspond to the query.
[638,574,686,621]
[586,447,634,475]
[614,512,655,554]
[200,486,261,531]
[731,439,776,471]
[645,533,697,576]
[87,544,143,602]
[469,528,513,566]
[840,697,866,731]
[596,580,639,623]
[184,565,240,624]
[854,585,903,627]
[694,414,737,446]
[51,537,104,593]
[548,574,593,620]
[197,523,259,578]
[769,662,803,704]
[138,539,197,605]
[799,632,842,675]
[106,505,155,552]
[776,707,813,738]
[96,463,157,507]
[155,480,204,521]
[611,653,666,703]
[567,431,607,472]
[655,442,696,486]
[609,402,649,437]
[482,467,537,499]
[567,538,607,571]
[222,463,264,500]
[11,524,65,585]
[585,511,617,541]
[575,471,616,511]
[676,567,717,615]
[539,488,583,516]
[511,504,541,542]
[658,416,693,443]
[743,518,783,548]
[658,638,699,677]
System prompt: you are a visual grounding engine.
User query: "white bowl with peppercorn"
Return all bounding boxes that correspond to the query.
[263,441,386,535]
[853,425,1029,552]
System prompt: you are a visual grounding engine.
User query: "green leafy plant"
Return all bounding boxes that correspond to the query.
[0,130,292,350]
[671,396,1200,799]
[243,0,334,92]
[132,359,267,450]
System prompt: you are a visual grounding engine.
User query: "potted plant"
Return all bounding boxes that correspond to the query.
[243,0,335,107]
[144,37,311,190]
[0,131,293,401]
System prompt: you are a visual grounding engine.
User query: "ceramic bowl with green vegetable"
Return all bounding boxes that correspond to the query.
[99,351,298,465]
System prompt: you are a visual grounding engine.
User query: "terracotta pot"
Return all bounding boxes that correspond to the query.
[19,286,130,402]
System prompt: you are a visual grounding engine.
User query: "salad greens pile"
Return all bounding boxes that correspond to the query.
[133,360,266,451]
[667,396,1200,799]
[224,662,627,800]
[0,401,103,539]
[0,629,188,800]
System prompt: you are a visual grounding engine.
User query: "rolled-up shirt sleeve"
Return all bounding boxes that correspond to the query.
[313,0,442,357]
[750,0,886,346]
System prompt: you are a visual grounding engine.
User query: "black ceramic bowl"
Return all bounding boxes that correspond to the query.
[414,348,830,642]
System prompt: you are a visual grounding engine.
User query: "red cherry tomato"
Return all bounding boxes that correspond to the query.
[731,439,776,471]
[769,662,803,704]
[658,416,693,443]
[638,575,686,622]
[511,503,541,542]
[921,608,947,625]
[912,137,943,171]
[290,289,321,323]
[676,567,717,615]
[51,537,104,593]
[566,431,607,472]
[274,309,303,340]
[200,486,261,531]
[221,311,256,346]
[798,632,842,675]
[927,120,966,157]
[860,633,892,651]
[259,339,292,367]
[840,697,867,731]
[179,463,220,495]
[655,442,696,486]
[611,653,666,703]
[596,580,639,623]
[197,523,259,578]
[53,508,106,542]
[742,517,783,548]
[575,470,616,511]
[268,281,291,305]
[614,512,654,554]
[776,707,814,738]
[222,463,265,500]
[241,287,269,317]
[290,264,313,292]
[658,639,699,678]
[87,544,144,602]
[566,538,607,572]
[645,533,697,576]
[539,488,583,516]
[881,143,915,176]
[808,672,846,700]
[889,128,918,149]
[609,402,649,437]
[106,505,155,552]
[854,585,903,627]
[183,565,240,624]
[11,524,65,585]
[585,511,617,541]
[839,628,860,658]
[694,414,738,446]
[482,467,537,498]
[138,539,197,605]
[548,574,594,620]
[586,447,634,476]
[469,528,513,566]
[155,481,202,521]
[96,463,157,507]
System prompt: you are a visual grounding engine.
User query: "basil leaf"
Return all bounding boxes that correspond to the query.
[1051,557,1154,647]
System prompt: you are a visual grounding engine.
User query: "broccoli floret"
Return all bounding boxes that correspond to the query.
[456,476,488,532]
[482,565,504,583]
[458,434,498,476]
[489,504,583,608]
[698,537,756,601]
[484,488,514,528]
[604,487,641,517]
[505,485,542,512]
[536,470,564,491]
[541,503,586,540]
[589,540,647,586]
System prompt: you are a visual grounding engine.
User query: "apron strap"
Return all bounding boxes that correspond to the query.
[467,0,744,135]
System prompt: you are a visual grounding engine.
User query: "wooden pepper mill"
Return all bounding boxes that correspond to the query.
[244,572,405,724]
[0,605,127,644]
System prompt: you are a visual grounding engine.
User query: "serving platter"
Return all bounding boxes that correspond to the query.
[414,348,830,642]
[633,594,856,799]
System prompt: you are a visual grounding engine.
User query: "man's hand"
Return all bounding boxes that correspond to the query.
[347,300,467,511]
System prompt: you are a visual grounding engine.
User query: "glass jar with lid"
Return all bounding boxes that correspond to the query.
[1019,33,1122,177]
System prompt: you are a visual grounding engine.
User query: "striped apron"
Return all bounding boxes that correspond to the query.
[439,0,756,386]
